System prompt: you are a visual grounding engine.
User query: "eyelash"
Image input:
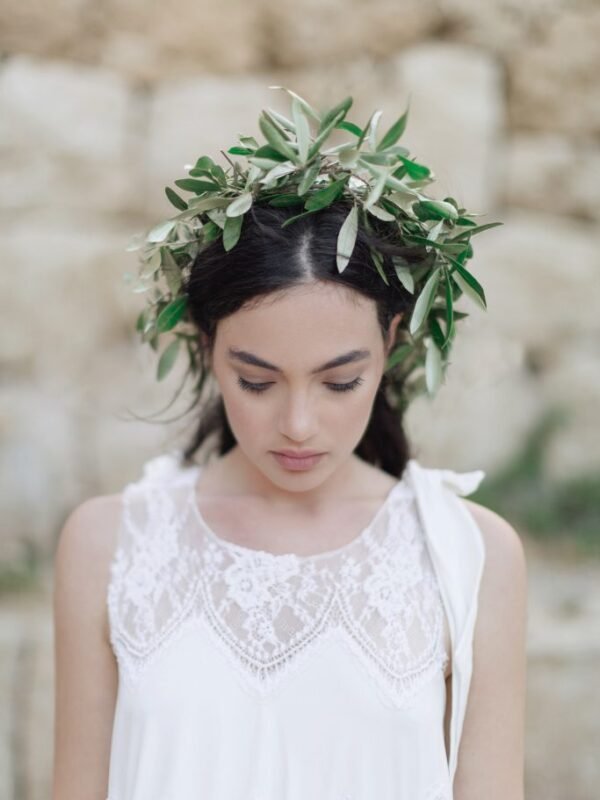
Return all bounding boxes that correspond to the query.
[237,376,365,394]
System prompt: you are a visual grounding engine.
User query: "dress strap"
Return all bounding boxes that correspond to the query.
[404,459,486,787]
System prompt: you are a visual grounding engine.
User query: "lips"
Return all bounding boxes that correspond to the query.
[274,449,323,458]
[272,451,325,471]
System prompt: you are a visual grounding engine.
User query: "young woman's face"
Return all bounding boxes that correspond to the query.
[206,282,402,490]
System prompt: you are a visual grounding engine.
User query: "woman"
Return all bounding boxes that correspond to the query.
[53,92,527,800]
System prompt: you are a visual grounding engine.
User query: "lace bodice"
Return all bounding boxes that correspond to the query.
[105,452,487,800]
[107,453,450,708]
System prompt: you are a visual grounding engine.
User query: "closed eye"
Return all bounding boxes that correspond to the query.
[237,376,365,394]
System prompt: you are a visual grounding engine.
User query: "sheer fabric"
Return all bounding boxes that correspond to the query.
[105,452,486,800]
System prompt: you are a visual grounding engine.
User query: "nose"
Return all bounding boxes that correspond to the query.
[277,387,318,442]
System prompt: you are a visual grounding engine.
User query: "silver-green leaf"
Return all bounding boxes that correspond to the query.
[292,98,310,164]
[336,204,359,273]
[409,268,441,335]
[226,192,253,217]
[157,337,181,381]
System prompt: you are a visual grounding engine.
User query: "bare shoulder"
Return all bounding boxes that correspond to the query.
[459,497,528,614]
[53,492,124,644]
[461,497,526,577]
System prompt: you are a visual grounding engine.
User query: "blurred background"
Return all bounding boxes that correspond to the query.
[1,0,599,798]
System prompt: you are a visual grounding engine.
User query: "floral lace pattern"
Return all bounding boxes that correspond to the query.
[107,454,450,708]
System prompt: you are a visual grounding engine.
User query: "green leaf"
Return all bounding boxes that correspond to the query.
[378,197,401,218]
[266,107,296,133]
[337,147,360,168]
[336,204,358,273]
[248,156,284,170]
[292,97,310,163]
[370,247,389,285]
[444,269,454,341]
[258,112,298,163]
[147,219,176,243]
[367,109,383,151]
[161,248,182,294]
[297,160,321,196]
[336,120,363,137]
[259,161,297,186]
[451,263,487,310]
[268,85,322,123]
[412,199,459,221]
[227,146,254,156]
[226,192,253,217]
[252,144,288,162]
[307,109,347,160]
[359,159,423,198]
[392,257,415,293]
[157,338,181,381]
[239,135,259,149]
[206,208,226,229]
[409,268,441,335]
[304,177,348,211]
[194,156,217,171]
[358,151,397,166]
[400,233,468,257]
[202,221,222,243]
[280,208,321,228]
[429,315,447,351]
[376,106,409,151]
[165,186,188,211]
[364,168,389,209]
[397,156,431,180]
[425,338,443,395]
[135,308,150,333]
[448,221,504,242]
[267,194,304,207]
[318,96,353,133]
[156,296,187,333]
[186,196,230,214]
[223,213,244,251]
[175,178,219,194]
[355,109,379,149]
[366,204,396,222]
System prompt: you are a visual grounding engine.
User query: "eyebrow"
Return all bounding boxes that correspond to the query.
[227,347,372,374]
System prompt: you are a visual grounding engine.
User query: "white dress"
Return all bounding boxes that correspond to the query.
[105,451,486,800]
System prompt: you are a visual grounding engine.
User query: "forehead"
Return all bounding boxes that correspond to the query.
[215,284,381,370]
[221,282,377,334]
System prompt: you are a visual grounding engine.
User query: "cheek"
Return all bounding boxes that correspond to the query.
[220,383,272,437]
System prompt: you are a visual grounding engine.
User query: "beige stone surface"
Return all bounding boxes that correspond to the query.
[398,43,504,214]
[506,134,600,223]
[508,7,600,135]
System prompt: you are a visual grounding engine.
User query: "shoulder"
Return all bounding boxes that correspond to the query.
[53,493,124,644]
[460,498,527,577]
[55,493,124,565]
[459,498,527,624]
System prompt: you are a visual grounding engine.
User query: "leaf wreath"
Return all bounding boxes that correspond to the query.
[123,85,502,423]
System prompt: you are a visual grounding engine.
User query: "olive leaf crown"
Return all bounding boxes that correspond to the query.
[124,85,502,422]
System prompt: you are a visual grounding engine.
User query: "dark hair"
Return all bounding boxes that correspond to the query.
[181,197,428,477]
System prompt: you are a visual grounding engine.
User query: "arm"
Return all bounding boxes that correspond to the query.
[453,499,528,800]
[52,494,122,800]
